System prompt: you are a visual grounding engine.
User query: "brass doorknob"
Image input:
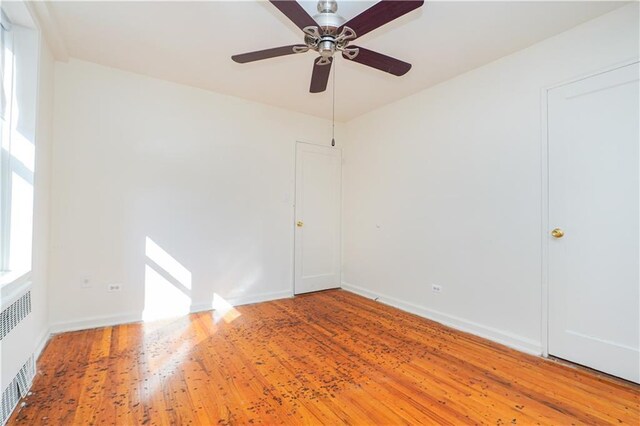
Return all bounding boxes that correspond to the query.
[551,228,564,238]
[296,221,304,227]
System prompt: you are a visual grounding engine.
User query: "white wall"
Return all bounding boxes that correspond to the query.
[49,60,343,330]
[342,4,639,354]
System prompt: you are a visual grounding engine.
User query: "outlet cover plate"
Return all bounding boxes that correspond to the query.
[107,283,122,292]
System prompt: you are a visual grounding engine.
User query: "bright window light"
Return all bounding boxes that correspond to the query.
[10,131,34,172]
[0,13,38,280]
[8,171,32,272]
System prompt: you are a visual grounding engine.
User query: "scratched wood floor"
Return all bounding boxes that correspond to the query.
[9,290,639,425]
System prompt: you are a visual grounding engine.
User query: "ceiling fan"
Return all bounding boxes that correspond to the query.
[231,0,424,93]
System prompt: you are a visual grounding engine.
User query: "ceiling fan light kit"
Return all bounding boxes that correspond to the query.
[314,0,346,31]
[232,0,424,93]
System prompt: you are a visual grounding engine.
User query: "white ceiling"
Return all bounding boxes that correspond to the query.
[48,1,626,121]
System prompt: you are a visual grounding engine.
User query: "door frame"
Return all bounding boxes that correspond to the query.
[540,58,640,357]
[291,140,342,296]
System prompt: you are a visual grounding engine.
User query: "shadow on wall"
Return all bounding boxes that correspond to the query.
[142,236,240,323]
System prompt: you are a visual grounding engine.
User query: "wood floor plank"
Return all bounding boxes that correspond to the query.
[314,293,630,423]
[8,290,639,425]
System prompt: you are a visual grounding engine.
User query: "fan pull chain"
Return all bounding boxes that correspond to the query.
[331,60,336,147]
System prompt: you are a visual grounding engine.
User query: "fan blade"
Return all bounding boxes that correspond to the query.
[232,45,308,63]
[269,0,318,31]
[310,57,333,93]
[339,0,424,40]
[342,46,411,76]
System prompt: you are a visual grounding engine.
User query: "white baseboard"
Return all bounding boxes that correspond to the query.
[189,302,214,313]
[49,311,143,334]
[228,290,292,307]
[34,328,51,361]
[341,282,542,356]
[49,290,293,335]
[191,290,292,312]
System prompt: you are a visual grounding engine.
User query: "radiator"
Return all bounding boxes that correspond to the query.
[0,290,35,425]
[0,356,35,425]
[0,290,31,340]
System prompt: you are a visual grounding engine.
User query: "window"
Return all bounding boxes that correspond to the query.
[0,8,38,284]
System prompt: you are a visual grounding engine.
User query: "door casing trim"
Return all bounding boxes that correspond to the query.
[540,57,640,357]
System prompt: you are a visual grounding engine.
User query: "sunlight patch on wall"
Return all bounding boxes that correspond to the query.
[143,237,192,322]
[142,265,190,321]
[145,237,192,290]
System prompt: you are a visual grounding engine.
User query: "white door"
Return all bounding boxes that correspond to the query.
[294,142,341,294]
[548,63,639,383]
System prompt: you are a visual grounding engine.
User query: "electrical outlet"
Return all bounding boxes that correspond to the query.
[432,284,442,294]
[107,283,122,292]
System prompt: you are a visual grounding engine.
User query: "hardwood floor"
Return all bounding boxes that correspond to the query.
[9,290,639,425]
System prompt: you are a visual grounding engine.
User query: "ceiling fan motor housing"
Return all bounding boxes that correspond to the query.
[318,37,336,58]
[305,0,355,64]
